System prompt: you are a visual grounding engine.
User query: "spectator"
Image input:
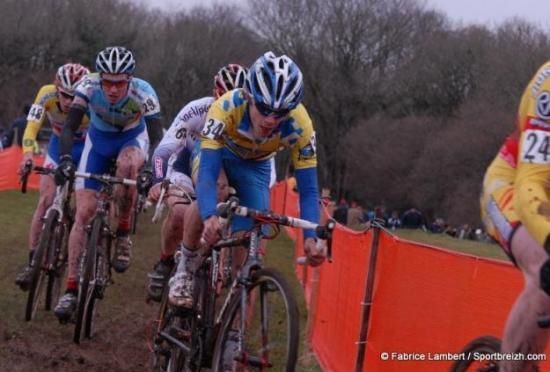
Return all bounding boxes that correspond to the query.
[430,217,445,233]
[333,198,349,225]
[458,224,474,240]
[387,210,402,230]
[401,208,426,229]
[0,104,31,150]
[347,201,365,230]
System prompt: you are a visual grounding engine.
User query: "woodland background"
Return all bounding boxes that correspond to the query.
[2,0,550,225]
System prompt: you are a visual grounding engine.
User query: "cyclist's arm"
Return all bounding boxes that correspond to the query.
[151,99,210,182]
[145,116,163,167]
[22,86,50,155]
[197,100,227,220]
[197,148,223,220]
[60,97,87,157]
[290,107,320,239]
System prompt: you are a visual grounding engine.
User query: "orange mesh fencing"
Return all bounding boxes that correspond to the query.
[268,181,550,371]
[0,146,43,191]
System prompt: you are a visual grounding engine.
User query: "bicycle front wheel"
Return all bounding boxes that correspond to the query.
[211,268,299,372]
[450,335,501,372]
[45,218,68,311]
[25,209,58,321]
[74,217,101,344]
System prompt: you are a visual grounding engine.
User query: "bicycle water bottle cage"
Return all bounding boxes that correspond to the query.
[540,259,550,296]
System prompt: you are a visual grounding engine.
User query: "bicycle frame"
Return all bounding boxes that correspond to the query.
[151,196,334,369]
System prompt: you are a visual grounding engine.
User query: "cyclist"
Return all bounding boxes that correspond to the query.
[168,51,325,308]
[53,46,162,320]
[146,64,248,301]
[480,61,550,371]
[15,63,90,291]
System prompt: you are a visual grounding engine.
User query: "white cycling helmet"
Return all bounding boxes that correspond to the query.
[95,46,136,74]
[213,64,247,98]
[55,63,90,94]
[246,51,304,111]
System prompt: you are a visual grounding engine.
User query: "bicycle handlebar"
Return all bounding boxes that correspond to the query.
[32,166,137,187]
[212,196,335,265]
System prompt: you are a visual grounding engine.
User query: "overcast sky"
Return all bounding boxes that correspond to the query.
[128,0,550,28]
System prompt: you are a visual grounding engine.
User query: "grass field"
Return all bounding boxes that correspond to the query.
[0,190,321,371]
[392,228,510,261]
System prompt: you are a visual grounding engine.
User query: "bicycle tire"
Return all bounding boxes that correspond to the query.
[150,265,177,371]
[45,220,68,310]
[74,217,101,344]
[450,335,501,372]
[211,268,299,372]
[25,210,58,321]
[84,234,110,339]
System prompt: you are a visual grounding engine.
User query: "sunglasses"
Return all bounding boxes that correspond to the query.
[58,90,74,100]
[254,101,290,119]
[101,78,129,89]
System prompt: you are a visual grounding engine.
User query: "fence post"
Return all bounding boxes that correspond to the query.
[354,220,382,372]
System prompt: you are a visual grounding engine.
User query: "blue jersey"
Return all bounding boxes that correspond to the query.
[74,73,161,133]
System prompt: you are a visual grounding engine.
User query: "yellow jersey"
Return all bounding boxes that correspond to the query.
[22,84,88,154]
[515,61,550,247]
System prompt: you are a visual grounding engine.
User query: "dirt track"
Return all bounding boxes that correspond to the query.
[1,265,160,372]
[0,191,166,372]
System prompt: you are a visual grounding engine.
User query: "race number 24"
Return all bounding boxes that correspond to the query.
[521,129,550,164]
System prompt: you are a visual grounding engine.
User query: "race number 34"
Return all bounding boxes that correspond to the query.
[521,129,550,164]
[201,118,225,140]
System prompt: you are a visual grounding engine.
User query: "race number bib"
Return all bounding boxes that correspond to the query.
[521,129,550,164]
[27,104,45,122]
[201,118,225,140]
[142,96,160,116]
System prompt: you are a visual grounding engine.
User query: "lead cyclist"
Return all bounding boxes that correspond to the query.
[168,51,325,310]
[146,64,256,302]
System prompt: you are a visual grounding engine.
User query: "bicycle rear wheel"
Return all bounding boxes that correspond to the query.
[74,217,101,344]
[450,335,501,372]
[45,219,68,310]
[211,268,299,372]
[25,210,58,321]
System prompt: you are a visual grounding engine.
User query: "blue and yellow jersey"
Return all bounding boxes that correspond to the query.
[22,84,88,154]
[201,89,317,169]
[198,89,320,237]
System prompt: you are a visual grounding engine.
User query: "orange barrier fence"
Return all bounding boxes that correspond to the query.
[269,181,550,371]
[0,146,43,191]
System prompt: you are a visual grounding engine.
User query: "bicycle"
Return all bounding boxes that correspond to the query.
[451,316,550,371]
[19,164,74,321]
[149,196,335,371]
[70,170,137,344]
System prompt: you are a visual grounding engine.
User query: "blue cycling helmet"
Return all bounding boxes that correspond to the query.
[246,51,304,111]
[95,46,136,74]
